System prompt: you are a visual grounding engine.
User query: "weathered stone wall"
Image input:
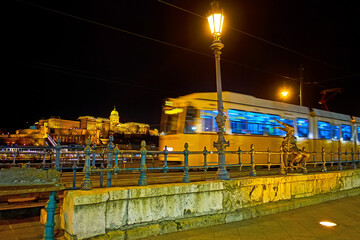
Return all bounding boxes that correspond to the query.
[61,169,360,239]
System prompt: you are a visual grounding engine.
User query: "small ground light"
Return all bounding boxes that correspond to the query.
[319,221,337,227]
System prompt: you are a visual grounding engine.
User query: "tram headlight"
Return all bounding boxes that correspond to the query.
[164,147,173,151]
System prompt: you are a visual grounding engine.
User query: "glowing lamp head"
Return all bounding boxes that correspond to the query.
[281,91,289,97]
[207,1,224,38]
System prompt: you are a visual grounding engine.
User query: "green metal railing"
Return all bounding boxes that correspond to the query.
[79,136,360,190]
[1,136,359,190]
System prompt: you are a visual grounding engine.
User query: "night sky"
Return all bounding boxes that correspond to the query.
[2,0,360,132]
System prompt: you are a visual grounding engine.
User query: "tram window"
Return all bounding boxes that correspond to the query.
[228,110,247,134]
[247,112,265,134]
[341,124,351,141]
[160,112,179,134]
[297,118,309,138]
[281,119,294,127]
[184,107,197,134]
[228,109,290,136]
[318,121,331,139]
[266,115,281,136]
[277,118,294,136]
[331,125,340,140]
[201,110,218,132]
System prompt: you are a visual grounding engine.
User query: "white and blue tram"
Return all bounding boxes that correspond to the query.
[159,92,360,166]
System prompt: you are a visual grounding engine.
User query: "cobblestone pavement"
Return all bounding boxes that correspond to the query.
[143,194,360,240]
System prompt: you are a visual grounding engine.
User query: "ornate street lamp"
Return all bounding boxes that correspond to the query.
[207,1,230,180]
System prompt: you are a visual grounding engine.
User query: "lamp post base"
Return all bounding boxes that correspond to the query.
[215,168,230,180]
[214,152,230,180]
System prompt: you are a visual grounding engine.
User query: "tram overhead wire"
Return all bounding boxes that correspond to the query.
[16,0,298,82]
[157,0,343,71]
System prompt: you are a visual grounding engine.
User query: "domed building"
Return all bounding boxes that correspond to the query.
[109,107,120,131]
[0,106,158,146]
[109,107,151,134]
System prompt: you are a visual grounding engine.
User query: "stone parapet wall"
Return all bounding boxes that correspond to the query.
[61,169,360,239]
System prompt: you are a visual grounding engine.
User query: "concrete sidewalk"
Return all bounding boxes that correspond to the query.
[143,194,360,240]
[1,194,360,240]
[0,213,64,240]
[0,215,44,240]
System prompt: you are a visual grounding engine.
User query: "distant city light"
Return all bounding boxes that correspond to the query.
[319,221,337,227]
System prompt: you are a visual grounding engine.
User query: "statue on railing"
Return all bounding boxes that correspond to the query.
[275,119,309,172]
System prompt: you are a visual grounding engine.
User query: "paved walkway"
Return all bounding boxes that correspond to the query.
[0,214,64,240]
[1,194,360,239]
[144,194,360,240]
[0,215,44,240]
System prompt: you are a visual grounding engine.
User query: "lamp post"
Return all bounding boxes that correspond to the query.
[207,1,230,180]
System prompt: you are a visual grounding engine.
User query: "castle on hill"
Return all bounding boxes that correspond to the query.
[0,107,158,146]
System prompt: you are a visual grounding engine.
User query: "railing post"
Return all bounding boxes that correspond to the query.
[114,144,119,168]
[55,138,61,171]
[81,139,93,190]
[250,144,256,177]
[237,147,242,171]
[183,143,190,183]
[338,147,343,171]
[43,191,57,240]
[345,149,348,165]
[279,146,286,175]
[92,144,97,167]
[312,151,316,165]
[76,153,79,166]
[163,146,169,175]
[321,147,327,172]
[302,149,308,174]
[267,147,271,170]
[330,150,334,168]
[113,144,120,178]
[12,151,16,166]
[100,163,104,188]
[138,140,148,186]
[107,136,114,187]
[351,148,357,169]
[203,146,208,174]
[72,163,77,189]
[42,151,47,168]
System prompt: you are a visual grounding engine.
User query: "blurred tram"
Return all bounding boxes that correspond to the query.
[159,92,360,166]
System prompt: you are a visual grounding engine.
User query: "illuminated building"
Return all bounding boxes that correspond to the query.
[37,117,80,129]
[0,108,158,146]
[78,116,110,132]
[109,107,120,131]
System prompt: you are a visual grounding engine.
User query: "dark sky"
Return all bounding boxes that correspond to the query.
[2,0,360,131]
